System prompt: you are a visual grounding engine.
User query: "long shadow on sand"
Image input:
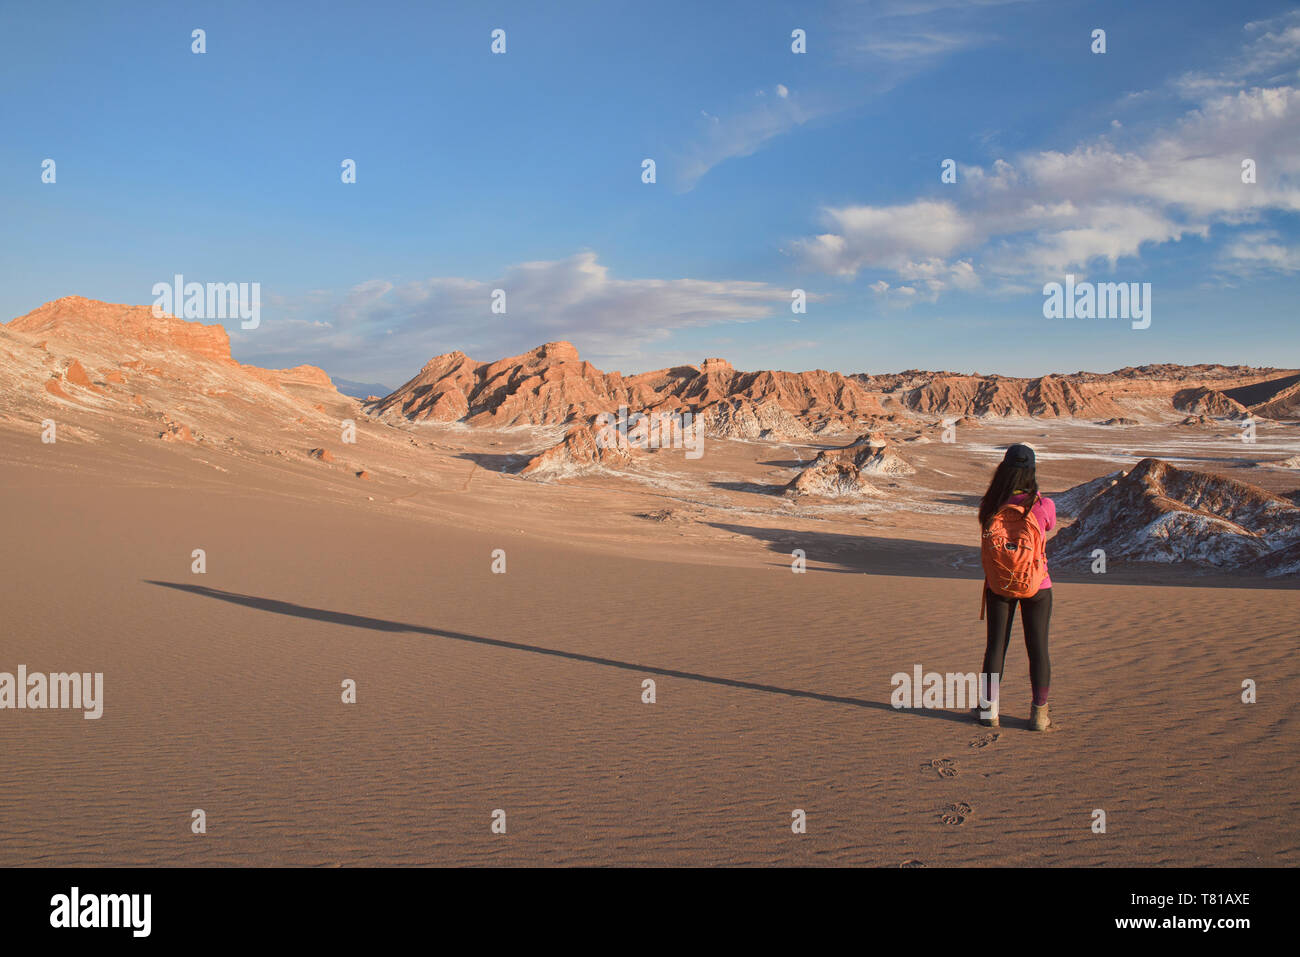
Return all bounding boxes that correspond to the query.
[454,451,524,472]
[144,580,973,724]
[709,522,1300,590]
[710,522,978,581]
[710,480,785,496]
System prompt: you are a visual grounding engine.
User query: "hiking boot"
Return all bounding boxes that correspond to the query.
[976,700,999,728]
[1029,703,1051,731]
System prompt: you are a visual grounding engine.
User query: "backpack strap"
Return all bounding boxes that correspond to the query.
[979,584,986,621]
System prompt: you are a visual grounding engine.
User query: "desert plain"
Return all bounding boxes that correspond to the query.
[1,297,1297,866]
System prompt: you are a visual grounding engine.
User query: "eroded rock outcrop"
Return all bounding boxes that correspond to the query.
[519,424,635,477]
[697,398,813,441]
[1048,458,1300,572]
[784,435,912,497]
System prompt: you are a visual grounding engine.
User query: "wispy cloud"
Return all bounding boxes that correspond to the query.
[674,85,827,191]
[673,0,1035,191]
[836,0,1035,64]
[1172,9,1300,98]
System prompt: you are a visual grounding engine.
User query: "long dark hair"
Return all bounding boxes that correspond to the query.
[978,462,1039,528]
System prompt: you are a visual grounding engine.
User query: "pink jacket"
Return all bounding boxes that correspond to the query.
[1007,493,1056,588]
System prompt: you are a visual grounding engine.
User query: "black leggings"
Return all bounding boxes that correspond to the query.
[982,587,1052,702]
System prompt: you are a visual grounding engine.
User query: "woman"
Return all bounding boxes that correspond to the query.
[976,443,1055,731]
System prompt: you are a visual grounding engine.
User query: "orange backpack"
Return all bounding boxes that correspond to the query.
[979,498,1046,619]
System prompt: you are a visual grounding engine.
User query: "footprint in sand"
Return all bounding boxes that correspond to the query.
[969,731,1002,749]
[940,801,973,826]
[919,757,959,778]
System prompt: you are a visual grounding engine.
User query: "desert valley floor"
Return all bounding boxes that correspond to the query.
[2,409,1298,866]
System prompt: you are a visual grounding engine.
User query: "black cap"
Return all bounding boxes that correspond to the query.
[1003,443,1036,469]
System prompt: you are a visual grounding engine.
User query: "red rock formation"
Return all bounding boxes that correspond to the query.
[372,345,612,425]
[370,340,1300,432]
[374,342,883,431]
[902,374,1116,418]
[10,296,234,362]
[1173,387,1249,419]
[869,364,1299,420]
[9,298,335,403]
[8,298,1298,448]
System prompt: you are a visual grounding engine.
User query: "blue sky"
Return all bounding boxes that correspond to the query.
[2,0,1298,387]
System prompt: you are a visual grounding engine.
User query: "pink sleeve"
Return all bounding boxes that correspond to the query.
[1039,497,1056,532]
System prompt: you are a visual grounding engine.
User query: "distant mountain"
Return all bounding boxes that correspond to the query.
[366,339,1298,430]
[365,342,885,433]
[7,299,1298,436]
[332,378,394,400]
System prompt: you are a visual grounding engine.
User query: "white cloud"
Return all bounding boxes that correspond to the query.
[793,18,1300,290]
[231,252,806,382]
[795,200,979,277]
